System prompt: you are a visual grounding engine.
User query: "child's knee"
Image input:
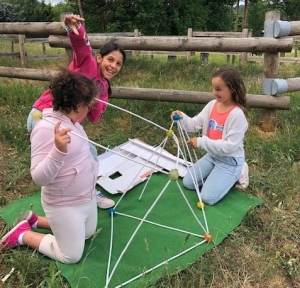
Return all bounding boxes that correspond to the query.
[60,252,83,264]
[183,177,196,190]
[200,192,218,206]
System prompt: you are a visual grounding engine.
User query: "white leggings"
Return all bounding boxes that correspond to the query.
[39,197,97,264]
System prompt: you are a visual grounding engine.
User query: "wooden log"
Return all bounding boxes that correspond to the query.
[289,21,300,36]
[286,77,300,92]
[48,35,293,53]
[0,34,19,39]
[192,31,243,37]
[268,77,300,95]
[139,51,187,56]
[0,67,290,110]
[0,22,65,35]
[26,54,65,60]
[88,32,140,37]
[112,87,290,110]
[25,38,48,43]
[0,52,20,57]
[0,66,58,80]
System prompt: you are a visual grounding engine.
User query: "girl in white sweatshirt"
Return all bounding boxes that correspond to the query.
[171,67,248,205]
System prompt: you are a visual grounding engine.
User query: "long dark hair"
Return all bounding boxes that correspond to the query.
[98,42,126,96]
[212,67,247,117]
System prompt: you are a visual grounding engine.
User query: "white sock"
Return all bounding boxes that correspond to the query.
[18,232,26,245]
[31,221,38,229]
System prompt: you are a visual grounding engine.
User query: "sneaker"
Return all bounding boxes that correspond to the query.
[235,162,249,190]
[96,192,115,209]
[14,210,38,228]
[1,220,31,248]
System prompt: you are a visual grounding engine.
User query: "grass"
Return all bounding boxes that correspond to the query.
[0,41,300,287]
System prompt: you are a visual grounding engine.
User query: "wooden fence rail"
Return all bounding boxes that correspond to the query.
[0,31,140,65]
[1,28,299,64]
[0,66,289,110]
[0,22,64,35]
[47,35,293,53]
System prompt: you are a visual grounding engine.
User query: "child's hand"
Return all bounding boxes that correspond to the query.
[54,122,72,153]
[170,110,183,120]
[187,137,198,148]
[64,14,85,35]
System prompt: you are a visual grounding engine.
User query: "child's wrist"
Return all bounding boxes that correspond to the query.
[63,13,82,33]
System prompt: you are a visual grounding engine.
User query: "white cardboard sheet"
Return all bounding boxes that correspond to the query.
[97,138,189,194]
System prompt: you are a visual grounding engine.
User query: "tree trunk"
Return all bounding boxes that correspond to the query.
[77,0,84,19]
[243,0,248,28]
[234,0,240,32]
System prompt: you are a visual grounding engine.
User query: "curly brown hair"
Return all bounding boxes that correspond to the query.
[50,69,97,114]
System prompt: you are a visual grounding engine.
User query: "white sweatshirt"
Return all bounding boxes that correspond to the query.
[179,100,248,157]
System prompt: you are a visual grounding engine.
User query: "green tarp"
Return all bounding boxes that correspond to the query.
[0,173,263,288]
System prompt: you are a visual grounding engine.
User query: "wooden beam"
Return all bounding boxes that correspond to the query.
[289,21,300,36]
[0,66,58,80]
[192,31,243,37]
[0,67,290,110]
[48,35,293,53]
[112,87,289,110]
[0,22,65,36]
[286,77,300,92]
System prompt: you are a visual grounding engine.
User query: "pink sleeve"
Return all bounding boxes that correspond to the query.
[68,26,109,123]
[85,77,109,123]
[68,25,93,68]
[86,90,108,123]
[30,126,67,186]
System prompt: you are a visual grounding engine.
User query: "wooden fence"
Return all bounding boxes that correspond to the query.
[1,27,300,65]
[0,28,246,63]
[248,36,300,63]
[0,11,300,131]
[0,30,142,66]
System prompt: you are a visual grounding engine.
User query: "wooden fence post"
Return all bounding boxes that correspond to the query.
[10,38,15,59]
[187,28,192,61]
[261,10,280,132]
[18,34,26,67]
[134,29,140,59]
[241,28,249,64]
[232,54,236,64]
[200,52,209,63]
[42,42,46,55]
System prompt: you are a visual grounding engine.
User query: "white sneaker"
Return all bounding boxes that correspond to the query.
[96,192,115,209]
[235,162,249,190]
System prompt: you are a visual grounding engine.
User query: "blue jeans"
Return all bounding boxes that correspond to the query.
[183,153,244,205]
